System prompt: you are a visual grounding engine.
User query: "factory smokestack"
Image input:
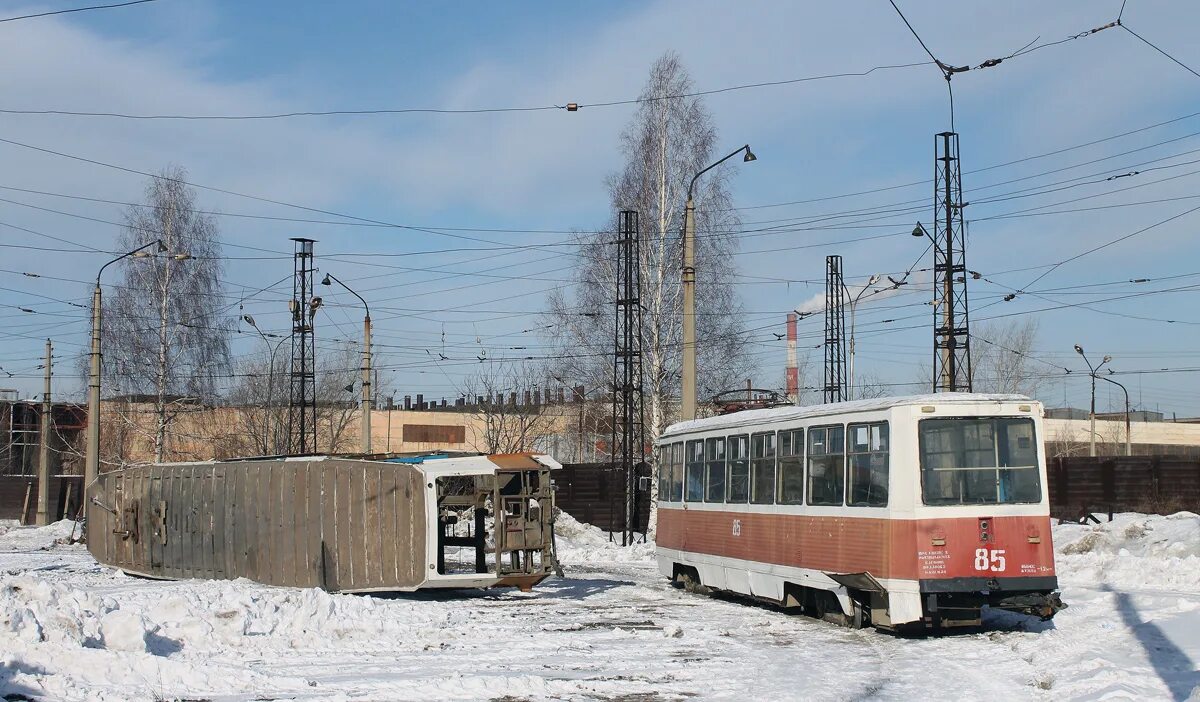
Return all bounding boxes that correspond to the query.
[786,312,799,404]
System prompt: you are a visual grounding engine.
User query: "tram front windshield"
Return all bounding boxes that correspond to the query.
[919,417,1041,505]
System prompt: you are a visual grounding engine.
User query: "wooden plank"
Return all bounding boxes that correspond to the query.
[269,462,284,585]
[350,464,365,588]
[260,463,275,583]
[380,467,399,586]
[408,470,425,586]
[306,462,325,588]
[165,466,179,578]
[203,466,217,579]
[322,464,339,590]
[335,465,354,590]
[141,471,153,574]
[227,464,243,580]
[180,465,193,579]
[365,464,383,587]
[289,464,305,587]
[240,465,259,583]
[212,465,226,579]
[275,462,293,587]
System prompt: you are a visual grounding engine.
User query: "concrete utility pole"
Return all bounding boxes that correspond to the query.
[321,273,371,453]
[842,273,880,398]
[1074,344,1111,458]
[87,240,166,493]
[681,144,755,421]
[36,339,51,526]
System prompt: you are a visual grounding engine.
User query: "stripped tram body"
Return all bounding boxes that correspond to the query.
[655,394,1064,630]
[87,452,559,593]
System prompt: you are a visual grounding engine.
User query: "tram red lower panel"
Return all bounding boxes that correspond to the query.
[657,507,1056,582]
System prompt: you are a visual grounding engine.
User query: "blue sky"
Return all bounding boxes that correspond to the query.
[1,0,1199,416]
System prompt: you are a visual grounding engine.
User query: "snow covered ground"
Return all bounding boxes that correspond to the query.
[1,511,1197,701]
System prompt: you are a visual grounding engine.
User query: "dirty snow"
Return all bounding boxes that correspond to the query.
[0,513,1196,701]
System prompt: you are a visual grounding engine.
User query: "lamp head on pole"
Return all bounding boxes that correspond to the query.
[743,145,757,162]
[172,253,193,261]
[242,314,256,328]
[912,223,925,238]
[1074,344,1084,355]
[320,274,332,286]
[156,240,167,253]
[1102,355,1112,363]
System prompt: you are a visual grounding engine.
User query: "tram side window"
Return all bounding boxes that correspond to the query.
[705,437,727,503]
[727,435,750,503]
[657,445,670,500]
[847,422,889,507]
[685,440,705,502]
[669,442,684,502]
[750,432,777,504]
[777,429,804,505]
[807,425,845,506]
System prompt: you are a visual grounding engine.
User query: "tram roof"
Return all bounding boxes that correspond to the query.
[660,393,1034,439]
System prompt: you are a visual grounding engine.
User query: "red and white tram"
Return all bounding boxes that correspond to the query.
[655,393,1065,631]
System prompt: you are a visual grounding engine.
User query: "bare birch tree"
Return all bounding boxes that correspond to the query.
[544,52,750,536]
[102,166,232,463]
[462,361,556,454]
[545,53,748,434]
[970,318,1045,397]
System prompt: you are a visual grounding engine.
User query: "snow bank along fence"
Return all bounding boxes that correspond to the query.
[0,475,82,522]
[86,453,561,592]
[1049,456,1200,519]
[553,462,651,534]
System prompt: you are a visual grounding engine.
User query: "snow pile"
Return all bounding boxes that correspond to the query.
[0,520,77,552]
[1053,511,1200,591]
[553,510,655,565]
[0,575,164,652]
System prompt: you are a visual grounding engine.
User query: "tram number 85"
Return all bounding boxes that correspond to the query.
[974,548,1007,572]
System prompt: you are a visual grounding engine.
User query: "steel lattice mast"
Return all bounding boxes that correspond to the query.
[288,238,317,454]
[933,132,973,392]
[610,210,646,545]
[823,255,847,404]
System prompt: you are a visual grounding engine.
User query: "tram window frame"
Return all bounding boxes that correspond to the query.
[726,434,750,503]
[807,424,846,506]
[704,436,727,503]
[685,439,705,502]
[669,442,684,502]
[919,417,1042,505]
[847,422,889,507]
[750,432,777,504]
[777,428,805,505]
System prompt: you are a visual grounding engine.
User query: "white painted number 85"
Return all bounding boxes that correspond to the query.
[974,548,1006,572]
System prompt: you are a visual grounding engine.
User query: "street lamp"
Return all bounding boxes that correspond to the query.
[320,273,372,453]
[1098,370,1132,457]
[1074,344,1112,457]
[681,144,756,421]
[85,240,187,492]
[841,273,880,398]
[242,315,289,455]
[912,221,936,245]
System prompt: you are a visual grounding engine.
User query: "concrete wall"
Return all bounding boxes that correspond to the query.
[1043,417,1200,457]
